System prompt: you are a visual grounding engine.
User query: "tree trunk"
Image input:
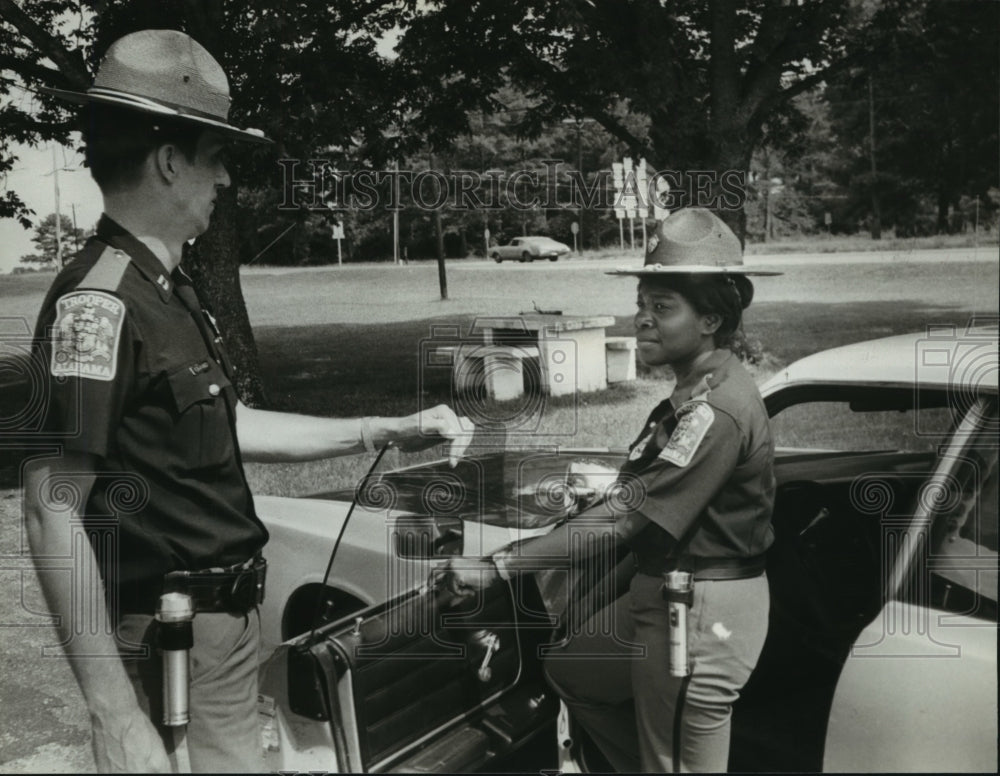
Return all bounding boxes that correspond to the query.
[434,207,447,299]
[186,188,267,406]
[180,0,265,406]
[707,0,751,246]
[936,188,950,234]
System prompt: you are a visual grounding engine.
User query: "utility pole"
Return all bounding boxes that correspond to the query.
[429,154,447,300]
[52,145,62,268]
[392,159,401,264]
[868,75,882,240]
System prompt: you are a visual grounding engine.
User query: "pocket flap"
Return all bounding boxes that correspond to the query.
[167,359,231,413]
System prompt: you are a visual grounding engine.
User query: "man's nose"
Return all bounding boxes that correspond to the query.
[634,309,653,329]
[217,166,231,188]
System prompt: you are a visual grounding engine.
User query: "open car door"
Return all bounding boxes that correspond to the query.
[259,569,559,773]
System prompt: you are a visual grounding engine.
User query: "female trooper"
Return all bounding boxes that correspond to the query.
[442,207,780,772]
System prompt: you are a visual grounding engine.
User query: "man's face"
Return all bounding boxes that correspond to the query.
[171,131,231,239]
[633,279,715,367]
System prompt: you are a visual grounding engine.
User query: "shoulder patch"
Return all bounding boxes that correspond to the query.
[658,402,715,467]
[50,290,126,382]
[80,246,130,292]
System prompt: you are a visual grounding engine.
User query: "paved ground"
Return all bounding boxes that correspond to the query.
[0,248,996,773]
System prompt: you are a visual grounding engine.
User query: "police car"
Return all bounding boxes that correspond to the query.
[254,324,998,773]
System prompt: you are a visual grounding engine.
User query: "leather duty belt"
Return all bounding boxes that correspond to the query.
[633,553,766,581]
[162,554,267,614]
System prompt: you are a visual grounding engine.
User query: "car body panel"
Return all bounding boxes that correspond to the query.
[823,601,998,773]
[760,327,998,396]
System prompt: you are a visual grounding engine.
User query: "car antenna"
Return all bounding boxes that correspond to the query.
[307,442,394,641]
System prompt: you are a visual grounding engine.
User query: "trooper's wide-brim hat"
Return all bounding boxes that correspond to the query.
[607,207,781,277]
[40,29,271,145]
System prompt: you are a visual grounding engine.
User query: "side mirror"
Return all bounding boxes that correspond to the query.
[393,515,464,559]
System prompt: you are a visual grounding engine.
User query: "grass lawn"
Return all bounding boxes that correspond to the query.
[244,296,984,497]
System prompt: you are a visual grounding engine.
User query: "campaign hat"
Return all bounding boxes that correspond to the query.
[40,29,271,145]
[607,207,780,277]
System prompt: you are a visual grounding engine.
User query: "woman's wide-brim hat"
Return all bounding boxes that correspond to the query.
[40,29,271,145]
[607,207,781,277]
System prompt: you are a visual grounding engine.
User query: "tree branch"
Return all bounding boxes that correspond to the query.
[515,46,653,158]
[751,47,871,129]
[0,0,90,87]
[0,54,68,88]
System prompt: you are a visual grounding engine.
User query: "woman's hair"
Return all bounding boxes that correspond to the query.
[81,104,203,192]
[644,273,755,350]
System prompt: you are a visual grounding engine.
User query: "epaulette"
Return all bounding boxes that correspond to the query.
[78,245,131,292]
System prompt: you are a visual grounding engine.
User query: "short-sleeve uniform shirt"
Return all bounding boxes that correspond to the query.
[33,216,267,611]
[619,350,776,562]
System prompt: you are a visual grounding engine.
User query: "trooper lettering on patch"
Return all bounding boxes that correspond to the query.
[657,402,715,467]
[50,290,125,381]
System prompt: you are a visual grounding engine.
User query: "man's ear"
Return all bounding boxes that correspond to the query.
[701,313,722,336]
[153,144,179,182]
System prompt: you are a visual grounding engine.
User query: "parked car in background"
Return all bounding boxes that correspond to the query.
[255,324,998,773]
[490,236,571,262]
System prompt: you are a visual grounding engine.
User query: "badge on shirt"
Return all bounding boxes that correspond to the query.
[50,291,125,381]
[658,402,715,467]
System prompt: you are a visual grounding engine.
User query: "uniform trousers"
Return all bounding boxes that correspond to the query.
[544,571,769,773]
[116,609,265,773]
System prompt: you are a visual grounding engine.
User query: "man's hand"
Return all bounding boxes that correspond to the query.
[394,404,473,466]
[435,556,499,599]
[91,706,171,772]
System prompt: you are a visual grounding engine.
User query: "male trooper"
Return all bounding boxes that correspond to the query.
[25,29,468,772]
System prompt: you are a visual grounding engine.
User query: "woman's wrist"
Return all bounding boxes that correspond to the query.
[492,550,514,581]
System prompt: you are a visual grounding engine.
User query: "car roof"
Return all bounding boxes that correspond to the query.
[760,326,999,395]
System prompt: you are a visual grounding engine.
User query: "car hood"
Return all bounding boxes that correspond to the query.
[308,449,627,530]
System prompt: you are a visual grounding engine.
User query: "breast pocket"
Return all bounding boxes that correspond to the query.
[166,359,235,470]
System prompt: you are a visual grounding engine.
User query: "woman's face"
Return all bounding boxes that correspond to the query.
[633,279,719,367]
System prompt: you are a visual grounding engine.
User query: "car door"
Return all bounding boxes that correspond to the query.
[822,396,998,773]
[256,450,617,773]
[730,385,997,772]
[258,557,560,773]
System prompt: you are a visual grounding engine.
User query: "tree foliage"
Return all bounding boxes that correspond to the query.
[387,0,916,239]
[20,211,89,265]
[824,0,1000,235]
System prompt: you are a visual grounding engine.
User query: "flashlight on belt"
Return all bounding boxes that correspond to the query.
[662,570,694,678]
[156,592,195,726]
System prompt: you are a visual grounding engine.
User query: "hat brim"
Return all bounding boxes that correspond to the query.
[40,85,273,145]
[606,266,782,277]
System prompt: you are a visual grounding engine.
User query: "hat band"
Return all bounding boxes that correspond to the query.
[87,86,231,124]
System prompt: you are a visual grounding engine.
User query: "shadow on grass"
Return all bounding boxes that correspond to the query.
[255,300,975,414]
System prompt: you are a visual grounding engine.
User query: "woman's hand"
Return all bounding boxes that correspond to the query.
[434,556,499,599]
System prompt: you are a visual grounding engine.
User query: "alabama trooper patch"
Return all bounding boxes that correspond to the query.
[50,291,125,381]
[658,402,714,467]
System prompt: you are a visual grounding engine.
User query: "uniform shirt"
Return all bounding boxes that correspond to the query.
[619,349,775,561]
[33,215,268,611]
